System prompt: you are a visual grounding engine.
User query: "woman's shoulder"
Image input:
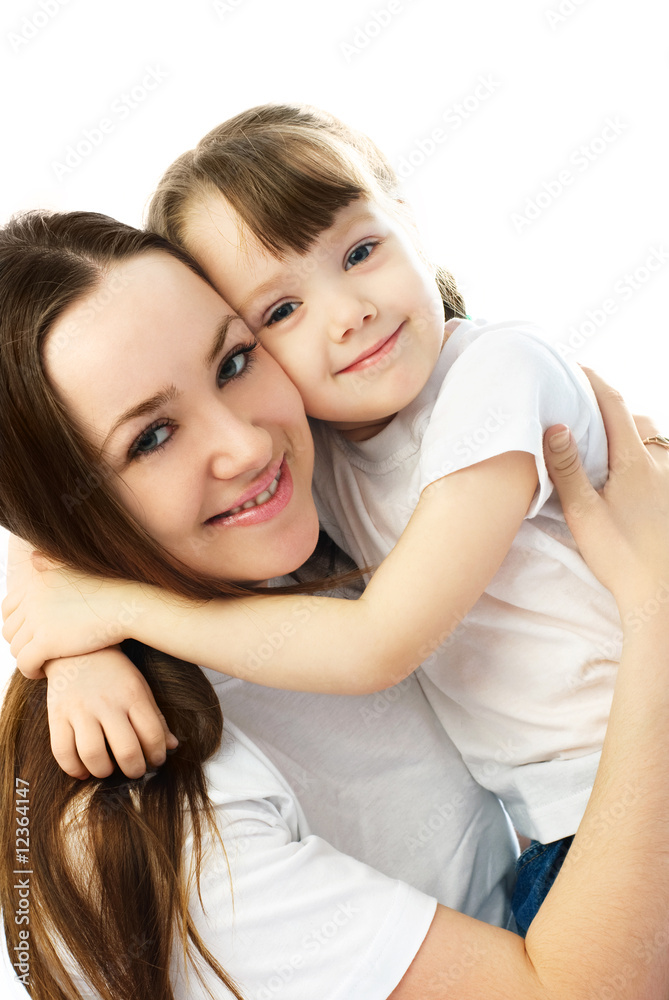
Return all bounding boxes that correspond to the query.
[203,719,307,839]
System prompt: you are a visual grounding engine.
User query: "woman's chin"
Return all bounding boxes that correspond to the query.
[264,514,322,580]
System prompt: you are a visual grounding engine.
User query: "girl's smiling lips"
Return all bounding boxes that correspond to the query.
[335,324,404,375]
[204,456,293,528]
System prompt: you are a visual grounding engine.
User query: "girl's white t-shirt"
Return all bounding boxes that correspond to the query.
[310,319,620,843]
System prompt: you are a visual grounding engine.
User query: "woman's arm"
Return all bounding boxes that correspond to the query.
[388,373,669,998]
[4,450,538,694]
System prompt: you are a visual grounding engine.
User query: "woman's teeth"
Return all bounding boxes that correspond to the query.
[225,470,281,516]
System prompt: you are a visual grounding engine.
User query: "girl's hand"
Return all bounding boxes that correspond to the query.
[2,551,137,679]
[44,647,179,780]
[543,368,669,617]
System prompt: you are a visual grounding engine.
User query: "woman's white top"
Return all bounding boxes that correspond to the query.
[63,673,517,998]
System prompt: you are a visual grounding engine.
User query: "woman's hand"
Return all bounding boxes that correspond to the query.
[2,544,138,678]
[543,367,669,618]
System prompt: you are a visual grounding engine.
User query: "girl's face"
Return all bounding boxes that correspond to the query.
[185,196,446,440]
[44,253,319,584]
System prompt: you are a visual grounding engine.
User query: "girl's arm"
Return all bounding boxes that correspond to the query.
[388,374,669,998]
[4,450,537,694]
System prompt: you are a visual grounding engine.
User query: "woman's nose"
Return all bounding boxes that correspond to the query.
[205,405,274,482]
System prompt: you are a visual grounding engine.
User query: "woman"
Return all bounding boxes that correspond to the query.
[1,210,669,999]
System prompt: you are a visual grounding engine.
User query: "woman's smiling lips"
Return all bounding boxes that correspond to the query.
[205,456,293,528]
[336,323,404,375]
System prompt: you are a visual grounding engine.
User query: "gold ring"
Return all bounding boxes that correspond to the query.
[642,435,669,450]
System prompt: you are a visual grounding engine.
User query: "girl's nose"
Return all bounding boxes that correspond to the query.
[325,290,377,343]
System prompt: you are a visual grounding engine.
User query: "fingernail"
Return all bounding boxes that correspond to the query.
[548,429,571,453]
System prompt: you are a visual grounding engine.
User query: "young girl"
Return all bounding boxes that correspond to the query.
[4,105,646,935]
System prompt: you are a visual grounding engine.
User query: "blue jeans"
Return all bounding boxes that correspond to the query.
[511,835,574,936]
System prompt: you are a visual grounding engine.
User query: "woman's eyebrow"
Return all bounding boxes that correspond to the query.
[101,384,181,454]
[203,313,237,367]
[102,314,237,451]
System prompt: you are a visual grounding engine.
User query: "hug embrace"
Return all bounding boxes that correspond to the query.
[2,104,669,999]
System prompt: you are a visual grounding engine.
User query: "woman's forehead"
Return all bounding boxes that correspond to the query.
[43,254,233,446]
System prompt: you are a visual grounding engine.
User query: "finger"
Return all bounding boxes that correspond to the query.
[580,368,647,470]
[91,713,148,779]
[1,590,24,624]
[1,604,24,642]
[15,639,49,681]
[543,424,602,522]
[71,719,119,779]
[10,621,38,662]
[137,683,179,751]
[127,700,172,768]
[49,718,91,780]
[632,414,661,442]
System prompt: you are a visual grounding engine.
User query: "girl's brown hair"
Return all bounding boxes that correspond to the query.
[0,209,266,999]
[146,103,467,321]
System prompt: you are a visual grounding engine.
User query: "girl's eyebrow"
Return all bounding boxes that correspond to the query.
[238,276,285,317]
[101,313,237,451]
[239,212,380,316]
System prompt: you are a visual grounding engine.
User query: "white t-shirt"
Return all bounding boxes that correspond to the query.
[62,687,517,999]
[311,319,621,843]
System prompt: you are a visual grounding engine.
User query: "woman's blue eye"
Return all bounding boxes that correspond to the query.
[129,343,257,461]
[219,351,247,382]
[345,242,375,270]
[267,302,298,326]
[218,341,258,382]
[133,422,172,456]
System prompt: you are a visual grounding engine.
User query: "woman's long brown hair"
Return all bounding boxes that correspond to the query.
[0,210,273,999]
[146,102,467,322]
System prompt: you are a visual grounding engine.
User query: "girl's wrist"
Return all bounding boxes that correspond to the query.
[93,580,145,643]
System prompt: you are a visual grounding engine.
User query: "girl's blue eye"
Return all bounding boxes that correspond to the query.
[345,242,376,270]
[267,302,298,327]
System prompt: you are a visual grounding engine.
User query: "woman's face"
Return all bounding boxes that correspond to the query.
[44,253,319,584]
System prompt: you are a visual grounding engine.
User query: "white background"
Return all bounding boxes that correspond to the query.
[0,0,667,993]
